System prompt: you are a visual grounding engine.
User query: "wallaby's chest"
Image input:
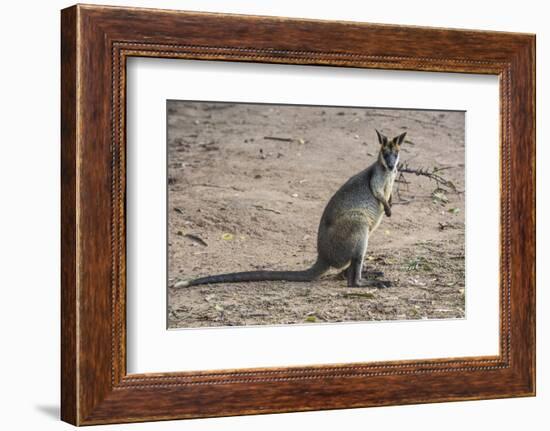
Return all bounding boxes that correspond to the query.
[321,166,395,226]
[372,170,396,199]
[384,172,396,198]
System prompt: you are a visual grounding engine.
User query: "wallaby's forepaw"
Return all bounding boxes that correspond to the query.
[384,206,392,217]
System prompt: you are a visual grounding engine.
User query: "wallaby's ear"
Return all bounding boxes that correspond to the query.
[376,129,388,146]
[393,132,407,147]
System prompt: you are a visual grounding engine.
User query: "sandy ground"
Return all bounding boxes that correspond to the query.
[166,101,465,329]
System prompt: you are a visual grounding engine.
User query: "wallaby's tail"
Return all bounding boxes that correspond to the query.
[174,258,329,288]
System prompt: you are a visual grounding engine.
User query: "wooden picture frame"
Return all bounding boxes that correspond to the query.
[61,4,535,425]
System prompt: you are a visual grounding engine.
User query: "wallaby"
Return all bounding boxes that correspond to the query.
[175,130,405,288]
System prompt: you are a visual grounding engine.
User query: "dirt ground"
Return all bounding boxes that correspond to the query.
[166,101,465,329]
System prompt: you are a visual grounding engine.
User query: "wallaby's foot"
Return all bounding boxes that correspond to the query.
[345,256,389,287]
[340,268,384,280]
[348,279,392,288]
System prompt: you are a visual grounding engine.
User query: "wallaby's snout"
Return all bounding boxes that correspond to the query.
[384,152,399,171]
[376,130,406,171]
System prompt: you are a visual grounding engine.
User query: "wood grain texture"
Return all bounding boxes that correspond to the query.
[60,4,535,425]
[60,5,78,425]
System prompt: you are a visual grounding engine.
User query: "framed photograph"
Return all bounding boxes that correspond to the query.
[61,4,535,425]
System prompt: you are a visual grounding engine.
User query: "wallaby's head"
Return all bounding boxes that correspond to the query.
[376,130,406,171]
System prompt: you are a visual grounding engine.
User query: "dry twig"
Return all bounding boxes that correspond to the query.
[395,162,460,201]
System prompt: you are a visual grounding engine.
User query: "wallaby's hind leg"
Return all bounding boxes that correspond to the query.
[346,232,392,288]
[347,257,365,287]
[348,261,392,288]
[347,232,369,287]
